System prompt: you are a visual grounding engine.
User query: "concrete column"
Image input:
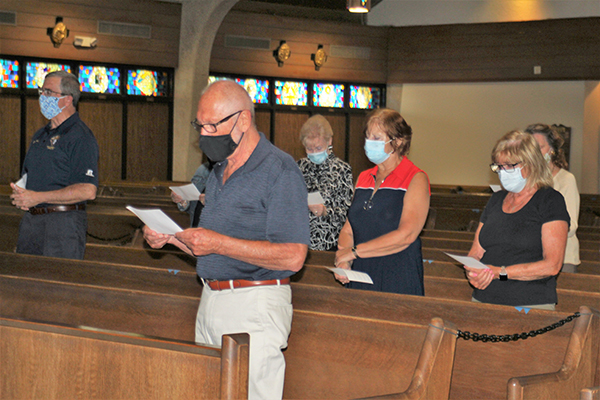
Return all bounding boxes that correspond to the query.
[171,0,238,181]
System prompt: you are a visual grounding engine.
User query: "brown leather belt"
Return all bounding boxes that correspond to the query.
[205,278,290,291]
[29,204,86,215]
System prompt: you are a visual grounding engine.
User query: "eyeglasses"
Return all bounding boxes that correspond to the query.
[490,162,522,173]
[38,87,66,97]
[191,110,243,133]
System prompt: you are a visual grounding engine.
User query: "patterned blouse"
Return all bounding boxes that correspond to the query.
[298,152,354,251]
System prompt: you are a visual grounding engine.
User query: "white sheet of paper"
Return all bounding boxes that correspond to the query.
[308,192,325,206]
[16,174,27,189]
[490,184,502,192]
[126,206,183,235]
[169,184,201,201]
[327,267,374,284]
[444,252,488,269]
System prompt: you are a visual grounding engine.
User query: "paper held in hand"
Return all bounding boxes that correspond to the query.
[444,252,488,269]
[15,174,27,189]
[126,206,183,235]
[169,183,201,201]
[307,191,325,206]
[327,267,373,284]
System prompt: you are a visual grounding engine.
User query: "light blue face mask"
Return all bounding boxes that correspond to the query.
[364,139,392,165]
[307,150,328,165]
[39,95,66,120]
[499,167,527,193]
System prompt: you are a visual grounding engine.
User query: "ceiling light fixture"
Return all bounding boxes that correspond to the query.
[347,0,370,13]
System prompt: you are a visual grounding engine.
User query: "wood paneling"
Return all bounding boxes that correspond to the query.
[0,97,22,184]
[273,111,310,160]
[79,100,122,182]
[348,113,370,182]
[321,113,346,160]
[211,10,388,84]
[255,109,271,140]
[387,17,600,83]
[126,102,170,181]
[25,97,47,146]
[0,0,180,68]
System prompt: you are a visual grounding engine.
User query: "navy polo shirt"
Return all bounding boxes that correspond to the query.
[22,112,99,206]
[197,132,310,281]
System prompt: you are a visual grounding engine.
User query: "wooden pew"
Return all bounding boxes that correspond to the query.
[2,269,597,400]
[0,273,458,399]
[1,317,249,400]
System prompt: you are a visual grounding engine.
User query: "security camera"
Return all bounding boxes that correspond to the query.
[73,36,97,49]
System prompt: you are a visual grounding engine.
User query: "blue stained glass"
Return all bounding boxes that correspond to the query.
[349,85,381,109]
[313,83,344,108]
[234,78,269,104]
[79,65,120,94]
[26,62,72,89]
[274,80,307,106]
[0,59,19,89]
[126,69,168,96]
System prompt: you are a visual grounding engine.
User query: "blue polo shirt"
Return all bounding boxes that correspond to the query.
[22,112,99,206]
[197,132,310,280]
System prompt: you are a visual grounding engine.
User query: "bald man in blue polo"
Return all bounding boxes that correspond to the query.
[143,80,309,399]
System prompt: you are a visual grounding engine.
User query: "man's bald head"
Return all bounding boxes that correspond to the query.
[200,80,255,122]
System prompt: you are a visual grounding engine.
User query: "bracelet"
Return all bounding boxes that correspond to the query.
[351,246,360,259]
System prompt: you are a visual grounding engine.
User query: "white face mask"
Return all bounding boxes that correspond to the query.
[499,167,527,193]
[543,151,552,164]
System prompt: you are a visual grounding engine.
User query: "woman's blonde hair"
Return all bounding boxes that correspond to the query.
[492,130,553,189]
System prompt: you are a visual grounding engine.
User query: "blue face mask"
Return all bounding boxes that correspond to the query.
[39,95,66,120]
[364,139,392,165]
[499,167,527,193]
[307,150,328,165]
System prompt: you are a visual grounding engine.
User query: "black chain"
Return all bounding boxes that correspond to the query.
[457,312,580,342]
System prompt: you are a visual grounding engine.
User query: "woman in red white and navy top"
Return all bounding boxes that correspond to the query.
[334,109,430,295]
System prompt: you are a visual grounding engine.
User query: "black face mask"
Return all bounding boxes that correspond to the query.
[199,132,241,162]
[198,113,244,162]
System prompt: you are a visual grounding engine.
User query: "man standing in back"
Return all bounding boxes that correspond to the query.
[143,80,310,399]
[10,70,99,259]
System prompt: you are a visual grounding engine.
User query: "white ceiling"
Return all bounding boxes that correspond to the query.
[368,0,600,27]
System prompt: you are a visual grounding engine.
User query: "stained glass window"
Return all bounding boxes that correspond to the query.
[208,76,269,104]
[0,59,19,89]
[274,80,307,106]
[79,65,120,94]
[26,62,72,89]
[349,85,381,109]
[126,69,168,96]
[313,83,344,108]
[235,78,269,104]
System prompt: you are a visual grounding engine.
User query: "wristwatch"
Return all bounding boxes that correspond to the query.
[351,246,360,259]
[499,266,508,281]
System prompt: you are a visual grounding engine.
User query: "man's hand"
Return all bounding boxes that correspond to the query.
[308,203,327,217]
[142,225,172,249]
[175,227,222,257]
[10,183,39,211]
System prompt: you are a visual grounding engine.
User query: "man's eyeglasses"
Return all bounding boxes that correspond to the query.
[38,87,66,97]
[490,162,522,173]
[191,110,243,133]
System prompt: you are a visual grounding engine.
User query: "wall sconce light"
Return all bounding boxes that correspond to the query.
[273,40,291,67]
[73,36,98,49]
[311,45,327,71]
[347,0,371,13]
[47,16,69,48]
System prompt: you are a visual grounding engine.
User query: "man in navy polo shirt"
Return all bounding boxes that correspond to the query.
[143,80,309,399]
[10,70,99,260]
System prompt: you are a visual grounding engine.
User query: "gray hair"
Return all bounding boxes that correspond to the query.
[299,114,333,146]
[45,70,81,106]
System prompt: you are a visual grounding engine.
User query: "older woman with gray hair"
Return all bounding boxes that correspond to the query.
[464,130,569,309]
[297,114,353,251]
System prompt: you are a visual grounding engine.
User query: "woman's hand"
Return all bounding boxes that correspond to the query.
[308,203,327,217]
[334,261,351,284]
[464,266,494,290]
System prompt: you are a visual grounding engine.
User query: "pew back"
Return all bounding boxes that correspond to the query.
[0,317,249,400]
